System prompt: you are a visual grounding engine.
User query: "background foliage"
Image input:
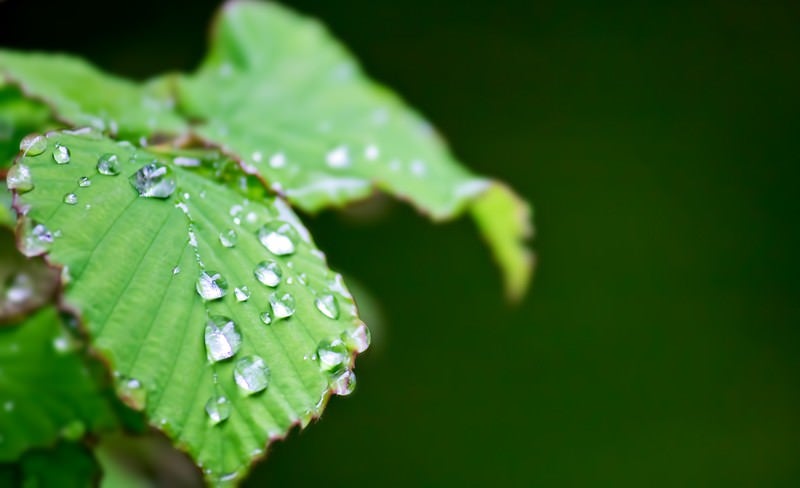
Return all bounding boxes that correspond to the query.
[2,0,799,486]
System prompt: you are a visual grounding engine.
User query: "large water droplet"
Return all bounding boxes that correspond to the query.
[19,134,46,156]
[52,143,71,164]
[314,293,339,320]
[326,145,350,168]
[234,286,251,302]
[219,229,237,248]
[196,271,228,301]
[343,322,371,353]
[257,222,297,255]
[96,153,121,175]
[254,260,282,287]
[205,395,231,424]
[269,292,295,319]
[116,376,147,411]
[63,193,78,205]
[316,339,349,373]
[234,355,271,395]
[78,176,92,187]
[129,162,176,198]
[204,315,241,362]
[330,370,356,396]
[6,164,34,192]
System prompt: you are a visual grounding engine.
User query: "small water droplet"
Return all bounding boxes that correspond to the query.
[116,376,147,411]
[269,292,295,319]
[196,271,228,301]
[234,355,271,394]
[172,266,181,275]
[52,335,72,353]
[5,273,32,304]
[234,286,251,302]
[219,229,237,248]
[314,293,339,319]
[364,144,379,161]
[78,176,91,187]
[6,164,34,192]
[316,339,349,373]
[52,143,71,164]
[205,395,231,424]
[410,159,427,176]
[63,193,78,205]
[19,134,46,156]
[21,221,53,256]
[174,156,200,167]
[343,322,371,353]
[330,370,356,396]
[259,311,272,325]
[257,221,298,255]
[129,162,176,198]
[269,152,287,168]
[204,315,241,362]
[326,145,350,168]
[254,260,282,287]
[96,153,121,175]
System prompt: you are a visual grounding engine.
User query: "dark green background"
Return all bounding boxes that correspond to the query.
[2,0,799,485]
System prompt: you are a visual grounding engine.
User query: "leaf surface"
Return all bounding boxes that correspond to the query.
[14,131,368,483]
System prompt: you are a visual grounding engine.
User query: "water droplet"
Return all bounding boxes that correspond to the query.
[172,266,181,275]
[96,153,121,175]
[5,274,32,304]
[63,193,78,205]
[52,334,72,353]
[314,293,339,319]
[52,143,71,164]
[254,260,282,287]
[205,395,231,424]
[269,152,287,168]
[6,164,34,192]
[269,292,295,319]
[129,162,177,198]
[174,156,200,167]
[326,145,350,168]
[196,271,228,301]
[78,176,91,187]
[259,311,272,325]
[343,322,371,353]
[19,134,46,156]
[21,221,53,256]
[410,159,427,176]
[316,339,349,373]
[234,286,251,302]
[204,315,241,362]
[116,376,147,411]
[364,144,379,161]
[234,355,271,395]
[330,370,356,396]
[257,221,297,255]
[219,229,237,248]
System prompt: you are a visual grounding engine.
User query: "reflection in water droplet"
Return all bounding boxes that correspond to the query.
[129,162,177,198]
[63,193,78,205]
[205,395,231,424]
[96,153,121,175]
[196,271,228,301]
[52,143,71,164]
[314,293,339,319]
[234,286,251,302]
[343,322,371,353]
[234,355,271,394]
[316,339,349,373]
[326,145,350,168]
[219,229,237,248]
[19,134,46,156]
[204,315,241,362]
[257,221,297,255]
[269,292,295,319]
[78,176,92,187]
[330,370,356,396]
[6,164,34,192]
[254,260,282,287]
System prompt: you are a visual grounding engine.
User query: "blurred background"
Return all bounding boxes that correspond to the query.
[2,0,799,485]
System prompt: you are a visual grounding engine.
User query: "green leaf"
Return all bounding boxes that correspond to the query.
[0,84,53,169]
[0,184,12,228]
[18,442,100,488]
[0,306,117,461]
[176,1,533,298]
[0,51,185,140]
[14,131,369,484]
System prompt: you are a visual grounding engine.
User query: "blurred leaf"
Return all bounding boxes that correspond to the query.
[19,442,100,488]
[0,51,185,139]
[0,84,53,169]
[177,1,533,297]
[0,184,12,228]
[0,228,59,323]
[13,131,370,484]
[0,306,117,461]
